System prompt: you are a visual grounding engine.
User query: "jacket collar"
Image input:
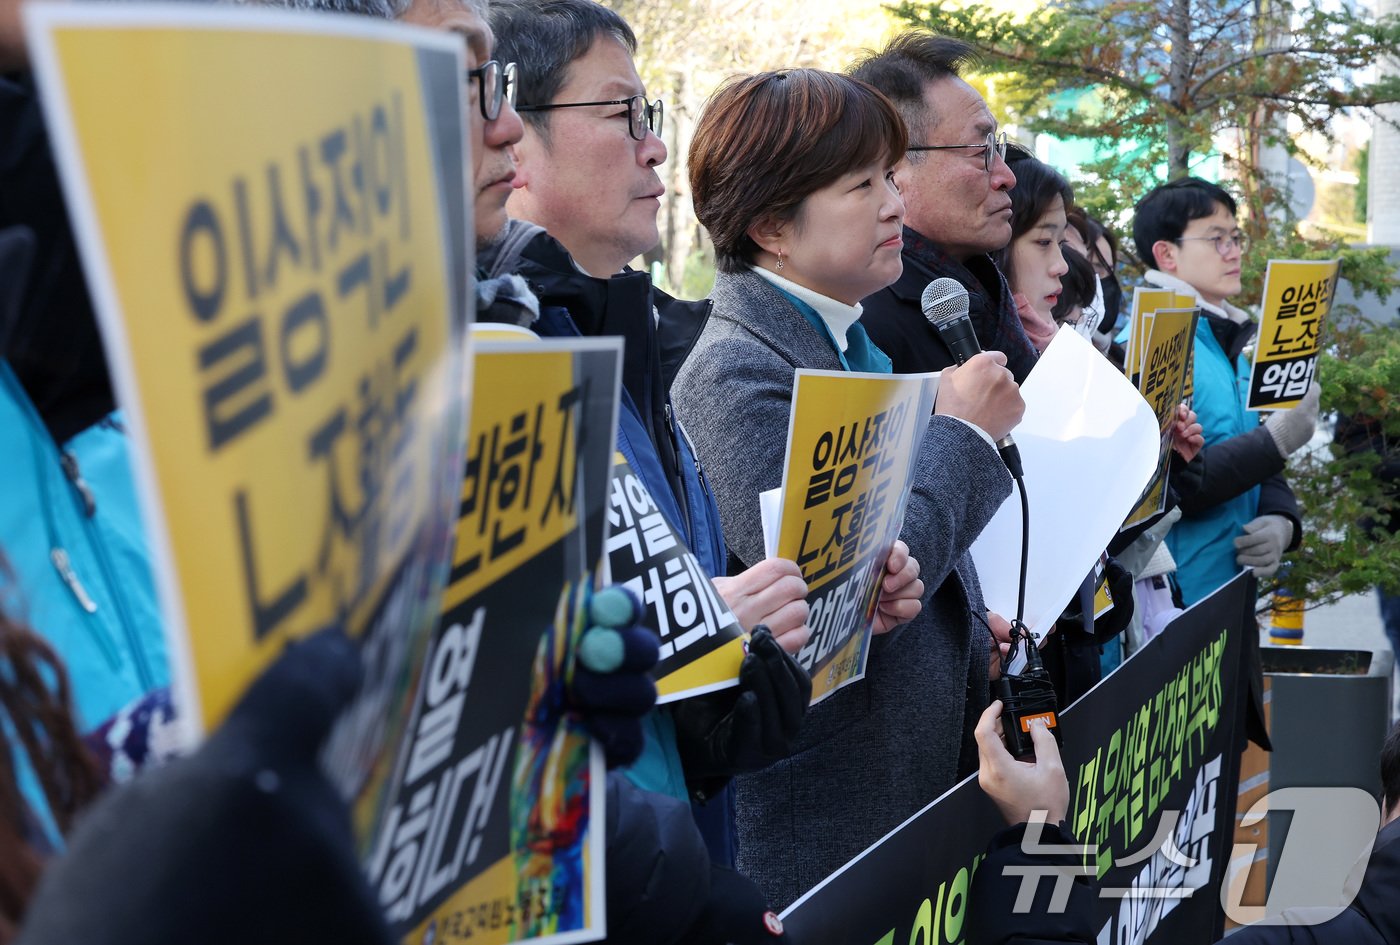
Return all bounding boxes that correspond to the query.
[709,268,843,372]
[897,226,1004,305]
[1142,269,1252,324]
[752,267,862,351]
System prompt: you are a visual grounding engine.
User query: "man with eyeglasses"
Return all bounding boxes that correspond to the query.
[850,34,1040,384]
[1133,176,1317,604]
[493,0,664,278]
[486,0,821,873]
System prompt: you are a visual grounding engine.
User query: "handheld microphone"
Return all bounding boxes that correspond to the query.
[920,278,1024,477]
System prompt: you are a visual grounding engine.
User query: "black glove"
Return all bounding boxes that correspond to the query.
[1057,558,1133,646]
[606,773,791,945]
[0,225,35,353]
[1090,557,1136,643]
[567,585,659,768]
[681,866,792,945]
[1168,449,1205,504]
[672,626,811,782]
[19,627,392,945]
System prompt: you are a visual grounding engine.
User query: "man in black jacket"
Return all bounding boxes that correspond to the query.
[849,33,1039,383]
[489,0,874,872]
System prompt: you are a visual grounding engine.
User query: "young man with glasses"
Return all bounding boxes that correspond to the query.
[1133,177,1317,604]
[850,33,1041,383]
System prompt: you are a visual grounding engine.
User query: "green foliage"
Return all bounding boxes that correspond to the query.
[888,0,1400,185]
[1236,218,1395,311]
[678,243,717,301]
[1281,319,1400,605]
[1356,141,1369,224]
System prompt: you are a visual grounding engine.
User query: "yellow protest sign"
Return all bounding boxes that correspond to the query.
[773,370,938,703]
[605,453,746,703]
[374,337,622,945]
[1124,308,1197,529]
[1093,579,1115,620]
[25,2,472,828]
[1247,259,1340,410]
[1127,288,1174,381]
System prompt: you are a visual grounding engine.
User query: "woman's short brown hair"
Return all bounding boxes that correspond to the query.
[688,69,908,273]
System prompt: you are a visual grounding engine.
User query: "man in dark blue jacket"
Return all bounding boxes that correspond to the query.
[488,0,933,871]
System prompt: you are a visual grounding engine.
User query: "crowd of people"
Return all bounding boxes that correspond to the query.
[0,0,1394,941]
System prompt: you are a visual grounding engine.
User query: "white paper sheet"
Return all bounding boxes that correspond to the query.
[760,486,782,560]
[970,327,1160,644]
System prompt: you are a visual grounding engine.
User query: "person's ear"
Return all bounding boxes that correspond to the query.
[1153,238,1178,273]
[746,215,787,259]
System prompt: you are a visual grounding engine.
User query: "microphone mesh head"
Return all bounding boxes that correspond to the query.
[920,277,970,327]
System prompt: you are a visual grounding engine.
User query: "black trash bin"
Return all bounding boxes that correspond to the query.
[1259,646,1394,887]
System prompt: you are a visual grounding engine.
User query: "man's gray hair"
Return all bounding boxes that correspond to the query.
[489,0,635,143]
[849,33,978,142]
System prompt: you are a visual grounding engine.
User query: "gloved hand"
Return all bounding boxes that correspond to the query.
[672,626,811,780]
[1234,514,1295,579]
[0,227,35,345]
[605,773,790,945]
[567,585,659,769]
[19,626,392,945]
[1089,557,1135,643]
[1263,382,1320,457]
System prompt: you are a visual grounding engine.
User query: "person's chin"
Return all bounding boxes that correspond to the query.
[621,217,661,258]
[623,197,659,229]
[875,255,904,291]
[983,222,1014,254]
[475,211,510,253]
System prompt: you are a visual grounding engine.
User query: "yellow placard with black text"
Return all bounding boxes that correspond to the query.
[774,370,938,703]
[1127,288,1173,381]
[371,336,622,945]
[604,453,747,703]
[25,3,474,850]
[1124,308,1197,529]
[1247,259,1340,410]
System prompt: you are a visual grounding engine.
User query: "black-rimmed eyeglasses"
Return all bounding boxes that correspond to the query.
[516,94,663,141]
[907,130,1009,174]
[466,60,517,121]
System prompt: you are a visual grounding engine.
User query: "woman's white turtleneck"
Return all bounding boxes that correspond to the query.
[753,267,862,352]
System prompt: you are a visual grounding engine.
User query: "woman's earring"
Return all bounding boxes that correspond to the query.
[776,248,785,271]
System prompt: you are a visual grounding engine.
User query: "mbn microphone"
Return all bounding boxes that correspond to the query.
[920,277,1024,478]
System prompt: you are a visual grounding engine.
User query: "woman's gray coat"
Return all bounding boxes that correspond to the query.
[670,267,1013,907]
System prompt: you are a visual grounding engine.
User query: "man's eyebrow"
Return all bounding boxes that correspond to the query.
[597,79,644,97]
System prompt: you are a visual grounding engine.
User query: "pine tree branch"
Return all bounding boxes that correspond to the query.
[960,42,1162,104]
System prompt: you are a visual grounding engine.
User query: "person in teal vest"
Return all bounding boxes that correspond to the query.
[1132,178,1319,605]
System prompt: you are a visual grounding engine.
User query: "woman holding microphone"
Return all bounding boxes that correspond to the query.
[670,68,1026,907]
